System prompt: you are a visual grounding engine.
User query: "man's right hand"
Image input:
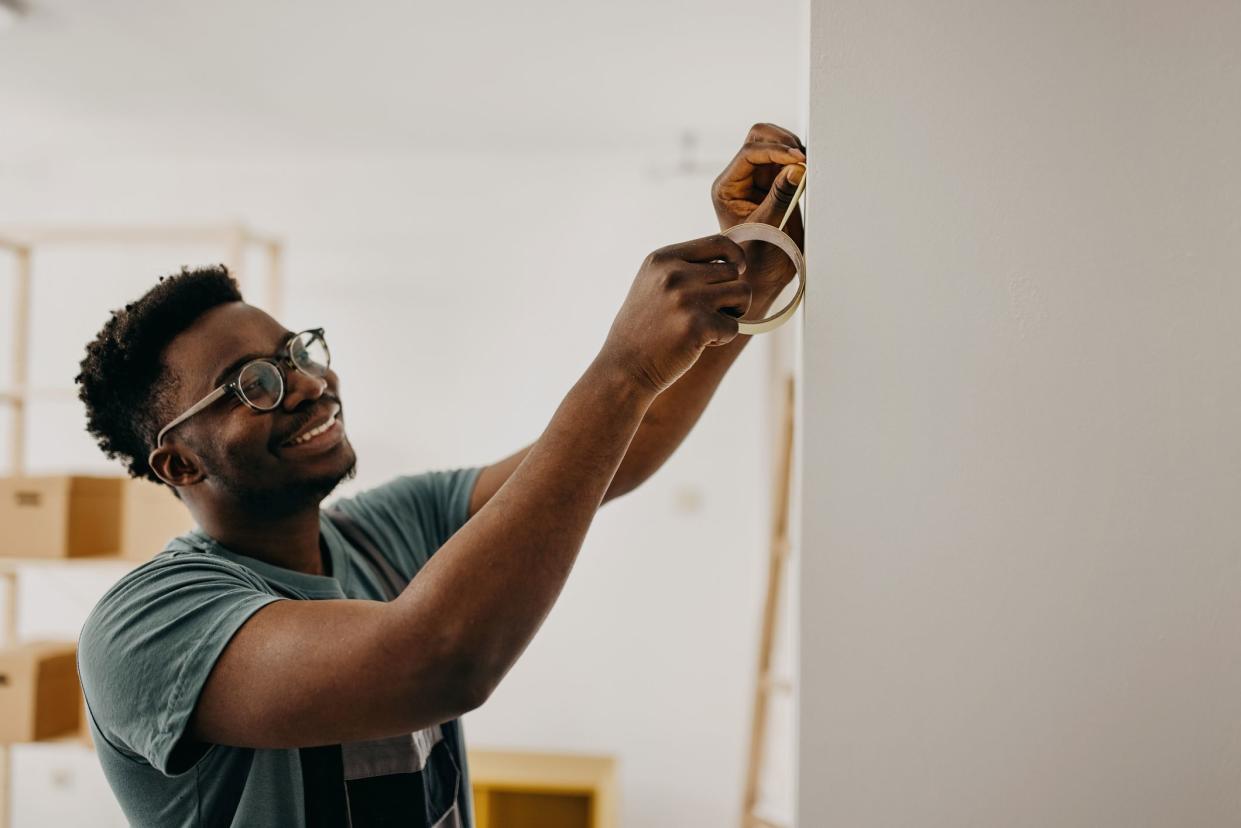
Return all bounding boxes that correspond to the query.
[600,234,753,395]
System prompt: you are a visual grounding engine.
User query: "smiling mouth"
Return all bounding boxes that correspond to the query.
[283,409,341,447]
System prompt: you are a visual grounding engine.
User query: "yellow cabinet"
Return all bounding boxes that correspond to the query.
[469,750,616,828]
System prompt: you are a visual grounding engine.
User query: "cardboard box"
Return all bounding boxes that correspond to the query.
[0,641,81,742]
[118,476,195,560]
[0,476,122,559]
[0,475,195,561]
[78,685,94,747]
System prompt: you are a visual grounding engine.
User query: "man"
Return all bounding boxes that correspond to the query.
[75,123,805,827]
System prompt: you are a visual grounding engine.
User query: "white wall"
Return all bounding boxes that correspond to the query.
[801,1,1241,825]
[0,150,780,827]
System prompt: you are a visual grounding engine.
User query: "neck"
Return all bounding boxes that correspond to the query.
[192,500,327,576]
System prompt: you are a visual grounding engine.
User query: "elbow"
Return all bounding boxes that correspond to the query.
[380,604,497,726]
[457,674,494,714]
[432,650,498,716]
[414,610,511,716]
[447,660,496,714]
[603,476,641,505]
[391,660,492,731]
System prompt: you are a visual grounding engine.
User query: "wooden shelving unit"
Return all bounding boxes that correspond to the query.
[0,223,283,477]
[0,225,282,828]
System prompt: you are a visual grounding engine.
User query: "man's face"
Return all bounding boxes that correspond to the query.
[160,301,357,513]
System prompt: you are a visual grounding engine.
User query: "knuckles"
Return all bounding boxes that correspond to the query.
[747,122,775,140]
[662,267,687,290]
[684,313,705,340]
[673,286,697,309]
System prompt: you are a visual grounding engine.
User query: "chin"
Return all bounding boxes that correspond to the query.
[310,441,358,497]
[210,434,358,516]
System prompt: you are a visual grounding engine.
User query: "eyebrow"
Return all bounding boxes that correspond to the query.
[209,330,296,389]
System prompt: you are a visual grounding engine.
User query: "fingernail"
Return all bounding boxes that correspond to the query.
[787,165,805,184]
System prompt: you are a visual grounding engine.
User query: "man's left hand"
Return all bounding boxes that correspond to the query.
[711,123,806,298]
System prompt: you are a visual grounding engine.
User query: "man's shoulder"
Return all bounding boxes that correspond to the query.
[81,539,274,645]
[108,535,270,593]
[77,534,286,777]
[327,467,483,525]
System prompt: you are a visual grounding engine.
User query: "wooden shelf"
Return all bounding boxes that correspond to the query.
[0,387,80,405]
[0,223,280,248]
[0,557,142,575]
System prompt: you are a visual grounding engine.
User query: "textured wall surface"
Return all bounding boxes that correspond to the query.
[801,2,1241,825]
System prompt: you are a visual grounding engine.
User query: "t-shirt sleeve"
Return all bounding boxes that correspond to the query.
[77,553,283,776]
[330,466,483,575]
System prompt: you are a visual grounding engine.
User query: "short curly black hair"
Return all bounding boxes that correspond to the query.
[76,265,243,485]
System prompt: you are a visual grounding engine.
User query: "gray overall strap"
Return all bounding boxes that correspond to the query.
[324,507,406,600]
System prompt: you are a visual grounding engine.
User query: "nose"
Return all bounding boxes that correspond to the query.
[281,366,328,411]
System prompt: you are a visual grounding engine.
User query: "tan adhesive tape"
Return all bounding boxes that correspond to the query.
[724,221,806,335]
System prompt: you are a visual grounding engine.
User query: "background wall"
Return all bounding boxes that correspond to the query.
[0,2,805,825]
[801,1,1240,825]
[0,149,791,828]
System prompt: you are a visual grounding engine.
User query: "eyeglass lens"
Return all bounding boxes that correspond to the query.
[237,362,284,410]
[235,331,330,411]
[291,331,330,377]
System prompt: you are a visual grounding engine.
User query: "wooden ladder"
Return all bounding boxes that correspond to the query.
[740,373,796,828]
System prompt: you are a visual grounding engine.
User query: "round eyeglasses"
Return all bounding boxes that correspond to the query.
[154,328,330,448]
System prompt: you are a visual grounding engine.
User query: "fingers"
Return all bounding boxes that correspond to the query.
[712,123,806,230]
[658,233,746,271]
[746,122,806,152]
[699,260,744,284]
[685,274,753,322]
[713,141,806,203]
[701,279,753,345]
[709,277,754,317]
[771,163,805,209]
[750,163,806,225]
[717,123,805,201]
[647,234,745,283]
[736,141,805,169]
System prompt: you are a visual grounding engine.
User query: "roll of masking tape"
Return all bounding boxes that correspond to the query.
[724,221,806,335]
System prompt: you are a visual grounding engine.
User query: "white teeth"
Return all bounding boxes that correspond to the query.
[290,413,336,445]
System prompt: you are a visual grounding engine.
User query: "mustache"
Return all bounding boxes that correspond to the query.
[277,395,343,447]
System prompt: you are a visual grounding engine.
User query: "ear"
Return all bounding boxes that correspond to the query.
[147,444,206,490]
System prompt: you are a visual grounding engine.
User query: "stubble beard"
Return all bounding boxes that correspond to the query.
[210,443,359,518]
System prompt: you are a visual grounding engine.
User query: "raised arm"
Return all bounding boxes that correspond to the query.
[466,123,805,513]
[611,125,805,497]
[189,234,752,749]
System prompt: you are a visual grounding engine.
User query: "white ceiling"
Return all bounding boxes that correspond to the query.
[0,0,805,159]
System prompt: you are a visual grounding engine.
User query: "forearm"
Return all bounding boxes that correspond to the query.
[606,286,782,500]
[389,354,654,700]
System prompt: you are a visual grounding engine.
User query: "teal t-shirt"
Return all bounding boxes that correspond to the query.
[77,466,484,827]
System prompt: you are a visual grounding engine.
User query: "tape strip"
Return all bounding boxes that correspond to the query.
[725,222,806,335]
[724,163,807,335]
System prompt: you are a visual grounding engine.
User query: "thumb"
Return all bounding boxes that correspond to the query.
[750,163,805,226]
